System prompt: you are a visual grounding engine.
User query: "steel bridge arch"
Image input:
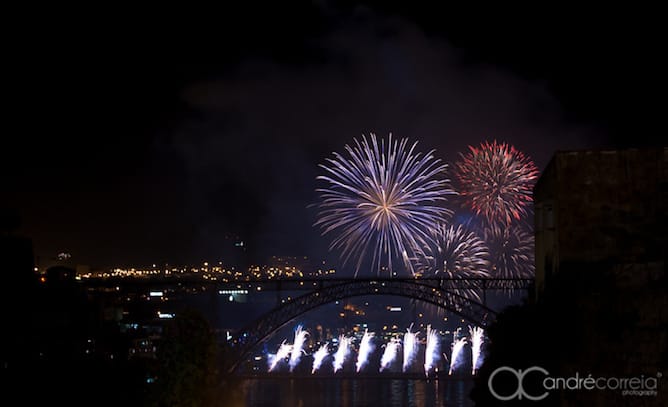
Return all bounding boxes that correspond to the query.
[224,278,513,373]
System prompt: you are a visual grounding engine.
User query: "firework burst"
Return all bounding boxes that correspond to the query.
[315,133,454,276]
[412,223,490,300]
[483,221,535,285]
[454,141,538,225]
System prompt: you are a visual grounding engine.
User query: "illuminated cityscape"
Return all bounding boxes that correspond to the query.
[3,3,665,407]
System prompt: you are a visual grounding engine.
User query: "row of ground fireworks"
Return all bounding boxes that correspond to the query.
[268,324,485,376]
[315,135,538,289]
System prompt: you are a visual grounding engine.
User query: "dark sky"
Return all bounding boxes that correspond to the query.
[5,2,663,269]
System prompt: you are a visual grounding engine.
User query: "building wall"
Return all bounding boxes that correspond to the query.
[533,147,668,406]
[534,147,668,297]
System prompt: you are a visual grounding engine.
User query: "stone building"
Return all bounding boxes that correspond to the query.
[533,147,667,406]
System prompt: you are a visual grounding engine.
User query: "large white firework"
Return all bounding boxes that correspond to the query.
[315,133,454,276]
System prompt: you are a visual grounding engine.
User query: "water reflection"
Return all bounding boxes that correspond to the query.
[229,378,474,407]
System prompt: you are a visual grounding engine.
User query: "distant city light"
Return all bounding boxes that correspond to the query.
[157,312,174,319]
[218,289,248,295]
[388,307,402,312]
[149,291,163,297]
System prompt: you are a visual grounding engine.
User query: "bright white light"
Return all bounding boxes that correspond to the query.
[268,340,293,372]
[311,343,329,374]
[289,325,309,372]
[402,324,419,372]
[469,326,485,375]
[149,291,163,297]
[380,337,401,372]
[449,333,467,375]
[332,335,351,373]
[355,329,375,372]
[424,324,440,376]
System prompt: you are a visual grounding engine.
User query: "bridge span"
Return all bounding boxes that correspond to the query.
[222,277,532,373]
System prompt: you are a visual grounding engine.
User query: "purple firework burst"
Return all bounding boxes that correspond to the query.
[412,223,490,300]
[315,133,454,276]
[483,221,535,286]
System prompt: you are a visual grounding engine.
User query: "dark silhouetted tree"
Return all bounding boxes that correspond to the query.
[151,308,219,407]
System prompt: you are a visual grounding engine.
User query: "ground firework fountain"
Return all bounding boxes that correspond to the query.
[264,322,481,376]
[424,324,440,376]
[402,324,419,372]
[333,335,351,373]
[469,326,484,375]
[448,331,467,375]
[289,325,309,372]
[355,329,375,372]
[268,340,293,372]
[311,343,329,374]
[380,337,401,372]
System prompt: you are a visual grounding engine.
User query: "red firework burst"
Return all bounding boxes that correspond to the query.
[454,141,539,225]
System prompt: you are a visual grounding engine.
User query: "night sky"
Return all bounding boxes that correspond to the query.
[5,3,663,269]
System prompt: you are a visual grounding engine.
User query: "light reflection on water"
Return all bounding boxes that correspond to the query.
[226,378,474,407]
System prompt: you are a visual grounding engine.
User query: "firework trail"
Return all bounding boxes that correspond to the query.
[333,335,351,373]
[311,343,329,374]
[379,337,401,372]
[424,324,440,376]
[483,221,534,284]
[402,324,420,372]
[448,333,467,375]
[355,329,375,372]
[315,133,454,276]
[454,141,538,225]
[469,326,485,375]
[268,340,293,372]
[412,223,490,300]
[289,325,309,372]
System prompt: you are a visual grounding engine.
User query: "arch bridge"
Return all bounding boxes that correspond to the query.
[224,277,532,373]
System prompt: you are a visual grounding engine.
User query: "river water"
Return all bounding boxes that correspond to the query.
[222,377,474,407]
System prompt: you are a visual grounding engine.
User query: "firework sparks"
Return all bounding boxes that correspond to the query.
[333,335,351,373]
[448,334,467,375]
[315,133,454,276]
[311,343,329,374]
[289,325,309,372]
[379,337,401,372]
[483,221,534,283]
[355,329,375,372]
[268,340,293,372]
[469,326,485,375]
[402,324,420,372]
[412,223,490,300]
[454,141,538,225]
[424,324,440,376]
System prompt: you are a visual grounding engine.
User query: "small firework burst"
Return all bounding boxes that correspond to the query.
[412,223,490,300]
[454,141,539,225]
[315,133,454,276]
[483,221,535,286]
